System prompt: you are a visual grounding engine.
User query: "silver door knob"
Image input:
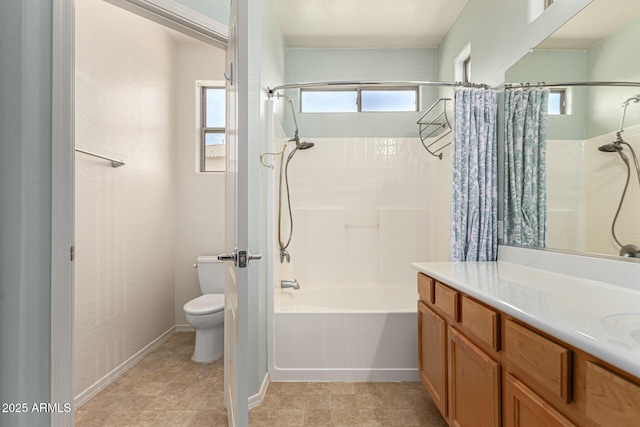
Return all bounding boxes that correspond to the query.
[218,251,262,268]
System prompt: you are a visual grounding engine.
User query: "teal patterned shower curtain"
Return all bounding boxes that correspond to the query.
[503,88,549,248]
[451,88,498,262]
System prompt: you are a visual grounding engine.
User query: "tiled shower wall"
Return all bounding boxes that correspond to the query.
[274,136,443,286]
[546,124,640,256]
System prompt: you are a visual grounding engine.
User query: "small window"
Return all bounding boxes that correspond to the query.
[548,89,566,115]
[300,87,418,113]
[201,85,225,172]
[463,56,471,84]
[301,89,358,113]
[361,89,417,112]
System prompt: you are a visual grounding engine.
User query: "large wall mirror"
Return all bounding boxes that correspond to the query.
[505,0,640,260]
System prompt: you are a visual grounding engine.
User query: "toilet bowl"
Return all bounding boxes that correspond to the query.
[184,256,225,363]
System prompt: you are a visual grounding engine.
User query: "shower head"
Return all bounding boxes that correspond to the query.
[598,142,623,153]
[296,141,315,150]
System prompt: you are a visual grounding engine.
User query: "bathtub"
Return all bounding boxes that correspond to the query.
[270,284,419,381]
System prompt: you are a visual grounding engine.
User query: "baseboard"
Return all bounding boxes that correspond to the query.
[248,373,270,409]
[175,323,196,332]
[75,326,176,408]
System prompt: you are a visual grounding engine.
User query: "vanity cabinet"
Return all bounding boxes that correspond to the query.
[416,272,640,427]
[417,274,501,426]
[418,301,448,416]
[449,326,501,427]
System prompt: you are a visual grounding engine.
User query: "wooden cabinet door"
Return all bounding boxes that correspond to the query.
[505,374,576,427]
[449,326,501,427]
[418,301,448,418]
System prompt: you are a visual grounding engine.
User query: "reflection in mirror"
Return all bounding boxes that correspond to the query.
[505,0,640,259]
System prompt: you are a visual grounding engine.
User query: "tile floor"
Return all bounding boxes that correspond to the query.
[76,332,447,426]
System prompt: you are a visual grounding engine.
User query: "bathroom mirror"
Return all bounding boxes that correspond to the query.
[505,0,640,259]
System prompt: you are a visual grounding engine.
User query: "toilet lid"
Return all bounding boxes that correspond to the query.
[184,294,224,315]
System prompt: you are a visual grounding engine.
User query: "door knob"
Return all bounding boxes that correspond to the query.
[218,251,262,268]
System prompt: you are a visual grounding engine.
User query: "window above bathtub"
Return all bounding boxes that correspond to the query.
[300,86,419,113]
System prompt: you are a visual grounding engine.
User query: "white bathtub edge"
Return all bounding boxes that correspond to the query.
[270,368,419,382]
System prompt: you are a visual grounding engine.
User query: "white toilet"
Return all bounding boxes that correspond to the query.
[183,256,225,363]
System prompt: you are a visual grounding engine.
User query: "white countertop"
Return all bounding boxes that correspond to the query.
[411,260,640,379]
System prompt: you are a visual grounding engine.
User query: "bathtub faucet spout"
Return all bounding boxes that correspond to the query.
[281,279,300,290]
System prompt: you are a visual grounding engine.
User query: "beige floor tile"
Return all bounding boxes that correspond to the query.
[249,407,279,426]
[355,393,387,409]
[305,394,331,409]
[305,382,332,395]
[135,409,197,427]
[74,409,111,427]
[330,382,356,395]
[188,409,228,426]
[331,408,361,427]
[80,333,450,427]
[102,410,143,426]
[303,409,332,426]
[331,394,357,410]
[278,382,309,396]
[277,408,306,426]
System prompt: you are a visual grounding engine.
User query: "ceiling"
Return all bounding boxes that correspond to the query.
[276,0,468,48]
[538,0,640,49]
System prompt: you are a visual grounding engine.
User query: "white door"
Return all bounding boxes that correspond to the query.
[222,0,254,425]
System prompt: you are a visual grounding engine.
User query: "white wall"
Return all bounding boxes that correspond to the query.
[174,44,226,328]
[255,0,287,397]
[74,0,177,398]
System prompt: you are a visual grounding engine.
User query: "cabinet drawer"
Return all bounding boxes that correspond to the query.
[417,273,434,303]
[505,320,572,403]
[461,295,500,351]
[434,282,459,321]
[505,374,576,427]
[586,362,640,427]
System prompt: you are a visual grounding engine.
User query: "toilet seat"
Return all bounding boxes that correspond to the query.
[184,294,224,315]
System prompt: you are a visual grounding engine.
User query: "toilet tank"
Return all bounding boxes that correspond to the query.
[196,256,225,294]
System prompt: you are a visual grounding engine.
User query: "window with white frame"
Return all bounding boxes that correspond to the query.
[548,89,566,115]
[528,0,554,22]
[454,43,472,83]
[463,56,471,83]
[200,85,226,172]
[300,86,418,113]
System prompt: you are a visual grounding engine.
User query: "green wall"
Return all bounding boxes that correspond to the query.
[174,0,230,26]
[283,48,438,138]
[506,50,588,140]
[0,1,53,426]
[586,17,640,138]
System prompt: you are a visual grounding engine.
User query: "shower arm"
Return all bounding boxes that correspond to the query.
[616,94,640,139]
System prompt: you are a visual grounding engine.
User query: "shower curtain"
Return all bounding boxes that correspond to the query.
[451,88,498,262]
[503,88,549,248]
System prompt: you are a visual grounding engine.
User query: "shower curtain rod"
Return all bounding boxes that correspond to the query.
[75,148,125,168]
[505,81,640,89]
[267,80,490,97]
